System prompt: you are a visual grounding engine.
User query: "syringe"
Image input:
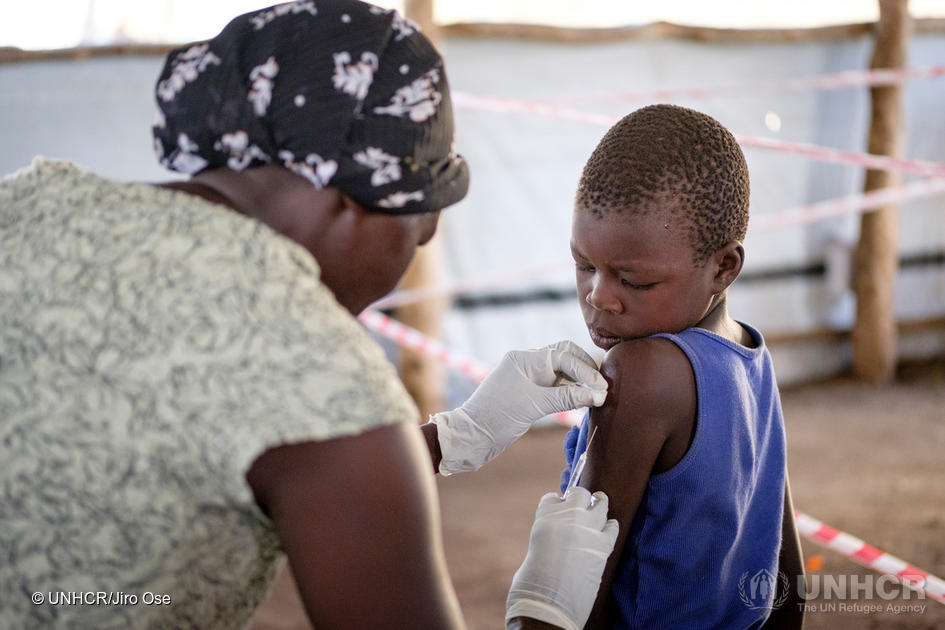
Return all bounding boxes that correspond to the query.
[563,425,599,499]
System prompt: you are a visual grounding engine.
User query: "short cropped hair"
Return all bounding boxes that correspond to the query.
[576,104,749,262]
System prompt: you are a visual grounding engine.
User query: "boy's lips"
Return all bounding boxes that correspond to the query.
[588,327,622,350]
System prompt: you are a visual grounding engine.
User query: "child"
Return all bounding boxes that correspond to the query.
[562,104,805,629]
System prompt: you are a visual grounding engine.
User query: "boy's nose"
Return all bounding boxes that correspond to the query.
[586,279,622,314]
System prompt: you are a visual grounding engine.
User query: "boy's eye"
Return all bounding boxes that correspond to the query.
[574,262,595,273]
[621,279,656,290]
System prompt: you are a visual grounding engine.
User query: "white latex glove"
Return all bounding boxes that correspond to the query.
[432,340,607,475]
[506,488,619,630]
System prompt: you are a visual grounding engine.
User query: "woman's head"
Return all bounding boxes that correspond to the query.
[152,1,469,312]
[152,0,469,216]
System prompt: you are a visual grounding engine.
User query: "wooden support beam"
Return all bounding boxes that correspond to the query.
[397,0,447,419]
[405,0,441,43]
[852,0,911,384]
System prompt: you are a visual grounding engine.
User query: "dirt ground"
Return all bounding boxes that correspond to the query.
[250,361,945,629]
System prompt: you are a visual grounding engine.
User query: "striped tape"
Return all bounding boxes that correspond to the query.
[734,134,945,179]
[554,65,945,105]
[358,308,585,427]
[796,511,945,604]
[751,177,945,231]
[452,92,945,179]
[359,308,492,382]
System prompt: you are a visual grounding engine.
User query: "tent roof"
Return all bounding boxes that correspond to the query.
[4,1,945,51]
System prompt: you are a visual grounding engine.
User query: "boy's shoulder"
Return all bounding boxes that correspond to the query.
[588,336,697,493]
[602,336,693,396]
[598,337,695,436]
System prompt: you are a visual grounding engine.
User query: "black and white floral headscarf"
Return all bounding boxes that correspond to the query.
[152,0,469,214]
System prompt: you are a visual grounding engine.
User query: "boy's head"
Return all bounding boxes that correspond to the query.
[576,104,749,261]
[571,104,750,348]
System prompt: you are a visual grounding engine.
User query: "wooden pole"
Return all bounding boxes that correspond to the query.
[405,0,442,43]
[852,0,911,384]
[398,0,447,420]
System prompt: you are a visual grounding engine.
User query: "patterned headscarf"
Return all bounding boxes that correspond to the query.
[152,0,469,214]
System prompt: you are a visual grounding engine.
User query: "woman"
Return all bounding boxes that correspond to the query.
[0,2,616,628]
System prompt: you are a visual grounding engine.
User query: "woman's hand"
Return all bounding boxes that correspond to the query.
[430,340,608,475]
[506,488,619,630]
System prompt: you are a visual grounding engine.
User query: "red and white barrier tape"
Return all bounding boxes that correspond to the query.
[358,308,585,426]
[734,134,945,179]
[453,92,945,179]
[796,511,945,604]
[752,177,945,231]
[554,65,945,105]
[360,307,492,382]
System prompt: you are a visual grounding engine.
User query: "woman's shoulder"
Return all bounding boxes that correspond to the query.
[2,158,81,197]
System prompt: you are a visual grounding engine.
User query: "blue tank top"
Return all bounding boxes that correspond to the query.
[562,324,786,629]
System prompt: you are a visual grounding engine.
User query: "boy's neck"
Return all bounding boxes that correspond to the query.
[695,297,755,348]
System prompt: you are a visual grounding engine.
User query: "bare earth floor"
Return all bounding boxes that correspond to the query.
[250,363,945,629]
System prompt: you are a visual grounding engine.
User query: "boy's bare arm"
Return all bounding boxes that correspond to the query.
[246,423,466,629]
[762,475,806,629]
[579,338,697,629]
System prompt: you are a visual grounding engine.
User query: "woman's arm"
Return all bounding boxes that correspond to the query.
[247,423,466,628]
[761,475,806,629]
[249,422,615,630]
[419,422,442,473]
[579,338,697,629]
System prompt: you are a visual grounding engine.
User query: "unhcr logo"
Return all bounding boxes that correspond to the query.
[802,573,927,601]
[738,569,790,610]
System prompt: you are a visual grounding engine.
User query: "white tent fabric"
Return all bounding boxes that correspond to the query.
[1,32,943,393]
[6,1,945,50]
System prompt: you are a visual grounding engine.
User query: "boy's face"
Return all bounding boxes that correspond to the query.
[571,206,719,350]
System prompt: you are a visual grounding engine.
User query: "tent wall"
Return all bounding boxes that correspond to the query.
[2,30,943,396]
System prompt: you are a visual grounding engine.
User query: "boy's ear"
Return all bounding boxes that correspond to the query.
[711,241,744,292]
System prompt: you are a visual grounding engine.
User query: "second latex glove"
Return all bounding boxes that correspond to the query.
[506,488,619,630]
[432,340,607,475]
